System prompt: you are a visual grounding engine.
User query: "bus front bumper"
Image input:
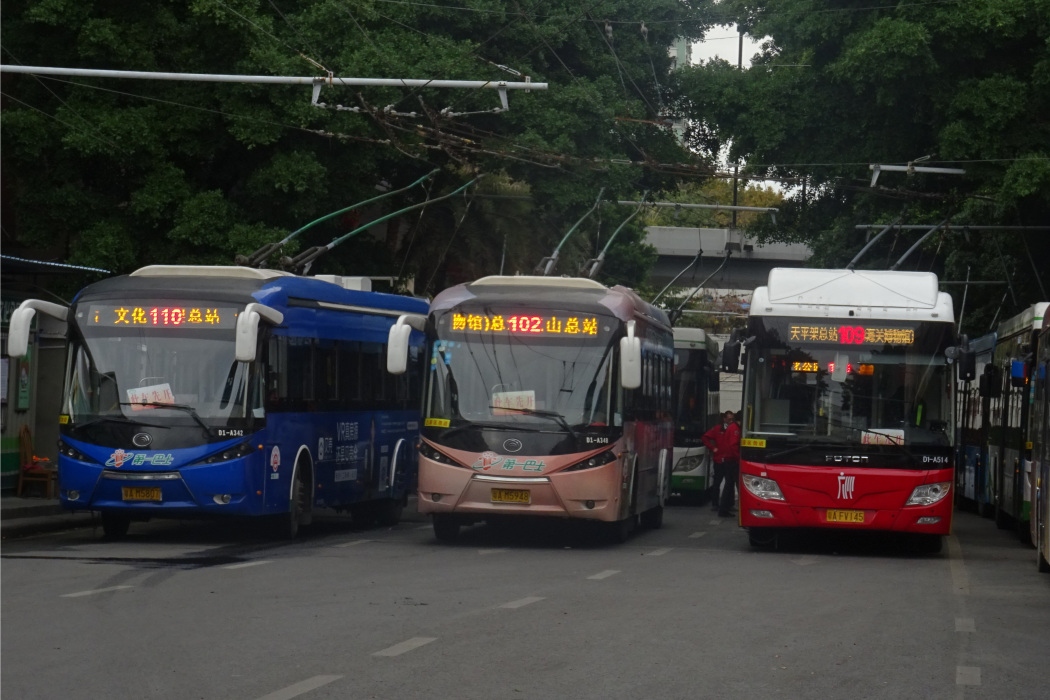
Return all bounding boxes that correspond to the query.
[739,492,953,535]
[417,459,624,522]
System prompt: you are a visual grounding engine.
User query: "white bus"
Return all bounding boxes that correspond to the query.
[671,327,721,502]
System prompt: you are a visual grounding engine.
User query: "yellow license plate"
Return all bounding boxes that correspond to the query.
[826,509,865,523]
[122,487,162,501]
[491,488,530,504]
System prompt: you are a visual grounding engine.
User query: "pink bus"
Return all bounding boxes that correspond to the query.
[387,276,674,542]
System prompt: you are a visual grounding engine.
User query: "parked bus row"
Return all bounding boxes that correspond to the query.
[8,267,688,543]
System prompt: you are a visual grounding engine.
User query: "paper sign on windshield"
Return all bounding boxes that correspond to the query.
[861,429,904,446]
[492,390,536,415]
[127,383,175,411]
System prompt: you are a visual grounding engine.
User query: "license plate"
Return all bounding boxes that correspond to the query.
[826,509,864,523]
[491,488,530,504]
[122,487,162,501]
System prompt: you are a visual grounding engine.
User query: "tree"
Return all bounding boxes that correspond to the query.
[1,1,712,295]
[672,0,1050,334]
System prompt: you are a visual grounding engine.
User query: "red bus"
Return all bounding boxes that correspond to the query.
[387,275,673,542]
[734,268,957,552]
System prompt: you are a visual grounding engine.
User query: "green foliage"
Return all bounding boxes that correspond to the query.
[674,0,1050,334]
[2,0,710,293]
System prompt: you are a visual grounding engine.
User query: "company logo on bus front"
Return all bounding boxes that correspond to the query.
[132,433,152,447]
[837,473,856,500]
[503,439,523,453]
[825,455,869,464]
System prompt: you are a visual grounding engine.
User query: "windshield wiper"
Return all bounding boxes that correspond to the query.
[119,402,214,437]
[489,406,579,442]
[71,415,171,432]
[437,420,536,440]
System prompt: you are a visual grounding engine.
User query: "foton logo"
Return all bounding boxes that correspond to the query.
[837,473,856,500]
[826,455,869,464]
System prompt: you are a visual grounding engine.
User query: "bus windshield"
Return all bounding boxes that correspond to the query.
[65,324,261,429]
[426,309,620,430]
[744,318,954,447]
[673,346,712,445]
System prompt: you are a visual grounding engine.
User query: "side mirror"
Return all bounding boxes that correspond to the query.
[235,303,284,362]
[387,314,426,375]
[721,342,741,373]
[708,369,720,393]
[978,365,1000,398]
[946,335,976,381]
[6,300,68,358]
[620,320,641,390]
[831,353,849,383]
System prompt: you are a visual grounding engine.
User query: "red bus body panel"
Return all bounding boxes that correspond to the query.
[739,460,953,534]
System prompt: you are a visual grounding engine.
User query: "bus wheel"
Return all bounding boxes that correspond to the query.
[101,512,131,539]
[607,515,636,544]
[748,527,777,549]
[351,503,376,528]
[912,534,943,555]
[433,515,460,542]
[640,505,664,530]
[376,499,404,527]
[994,505,1011,530]
[282,468,309,539]
[1018,519,1032,547]
[1038,547,1050,573]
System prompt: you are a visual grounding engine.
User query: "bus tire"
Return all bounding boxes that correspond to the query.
[376,499,404,527]
[748,527,777,549]
[433,514,460,542]
[1038,548,1050,573]
[352,503,376,528]
[995,504,1011,530]
[912,534,943,555]
[607,515,636,544]
[101,512,131,539]
[640,505,664,530]
[1017,518,1032,546]
[281,465,309,539]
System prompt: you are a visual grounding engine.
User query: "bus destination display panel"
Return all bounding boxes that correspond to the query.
[86,304,239,329]
[444,310,614,340]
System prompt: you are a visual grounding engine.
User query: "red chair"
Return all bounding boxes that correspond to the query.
[17,425,56,498]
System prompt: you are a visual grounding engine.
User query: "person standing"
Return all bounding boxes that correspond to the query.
[702,410,741,517]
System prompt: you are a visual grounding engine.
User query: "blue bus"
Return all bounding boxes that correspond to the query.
[6,265,428,538]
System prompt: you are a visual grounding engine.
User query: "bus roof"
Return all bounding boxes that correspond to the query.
[74,265,428,316]
[431,276,670,328]
[750,268,954,322]
[996,301,1049,341]
[673,327,709,345]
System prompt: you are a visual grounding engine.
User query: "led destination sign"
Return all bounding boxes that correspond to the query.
[87,304,238,329]
[449,312,604,337]
[789,325,915,346]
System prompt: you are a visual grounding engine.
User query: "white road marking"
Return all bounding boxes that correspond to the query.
[587,569,621,580]
[647,547,672,556]
[710,519,724,526]
[478,548,509,556]
[791,556,820,567]
[373,637,437,657]
[417,525,432,530]
[223,560,273,570]
[956,666,981,685]
[335,539,373,548]
[255,675,343,700]
[500,596,545,609]
[687,532,707,539]
[955,618,976,633]
[61,585,133,598]
[947,535,970,595]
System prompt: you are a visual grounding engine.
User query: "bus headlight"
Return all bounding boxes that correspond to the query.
[742,474,785,501]
[59,441,93,463]
[197,441,256,465]
[905,482,951,506]
[566,450,617,472]
[673,455,703,472]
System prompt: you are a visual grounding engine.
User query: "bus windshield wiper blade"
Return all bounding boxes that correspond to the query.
[72,415,171,431]
[489,406,579,442]
[119,402,214,437]
[438,420,535,440]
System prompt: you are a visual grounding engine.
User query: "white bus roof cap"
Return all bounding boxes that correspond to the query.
[130,265,293,280]
[753,268,953,321]
[470,275,607,290]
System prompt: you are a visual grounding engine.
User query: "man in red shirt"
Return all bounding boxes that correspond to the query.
[702,410,741,517]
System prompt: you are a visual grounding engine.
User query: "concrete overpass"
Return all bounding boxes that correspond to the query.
[645,226,812,291]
